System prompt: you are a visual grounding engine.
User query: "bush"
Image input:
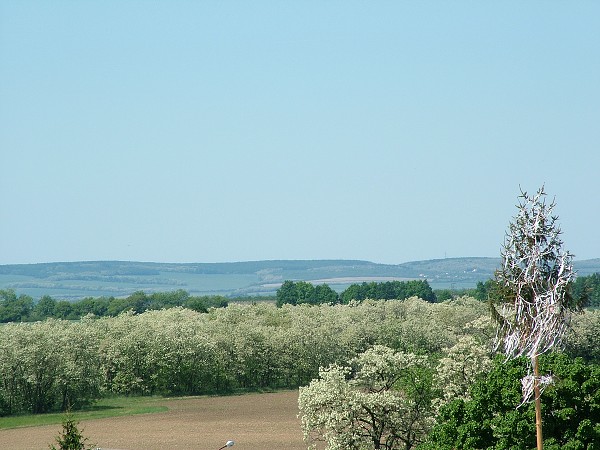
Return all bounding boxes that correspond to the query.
[49,413,95,450]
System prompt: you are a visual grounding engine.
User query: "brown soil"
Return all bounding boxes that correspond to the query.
[0,390,307,450]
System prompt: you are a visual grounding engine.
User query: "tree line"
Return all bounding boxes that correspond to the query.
[572,272,600,307]
[0,289,228,323]
[276,274,600,307]
[1,271,597,324]
[0,297,487,415]
[276,279,436,306]
[0,297,597,419]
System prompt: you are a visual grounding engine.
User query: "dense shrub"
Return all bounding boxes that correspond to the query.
[420,353,600,450]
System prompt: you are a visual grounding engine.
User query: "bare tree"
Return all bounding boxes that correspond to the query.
[492,187,578,450]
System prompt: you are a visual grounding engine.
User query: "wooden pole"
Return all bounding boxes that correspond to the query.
[533,355,543,450]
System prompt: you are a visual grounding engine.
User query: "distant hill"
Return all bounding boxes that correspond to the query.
[1,257,598,300]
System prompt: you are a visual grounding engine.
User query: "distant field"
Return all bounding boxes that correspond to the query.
[0,258,500,299]
[0,272,262,299]
[0,391,305,450]
[1,258,597,299]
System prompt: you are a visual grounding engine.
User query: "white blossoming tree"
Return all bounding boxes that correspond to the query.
[434,334,493,409]
[298,345,434,450]
[492,187,579,450]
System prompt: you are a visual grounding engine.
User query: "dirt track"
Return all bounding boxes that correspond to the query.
[0,391,307,450]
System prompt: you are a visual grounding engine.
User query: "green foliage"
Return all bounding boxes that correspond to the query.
[0,289,34,322]
[49,413,95,450]
[276,281,338,306]
[572,272,600,307]
[34,295,57,319]
[421,353,600,450]
[471,279,499,302]
[276,280,317,306]
[276,279,438,307]
[433,289,454,302]
[339,280,436,304]
[0,289,230,323]
[315,283,340,304]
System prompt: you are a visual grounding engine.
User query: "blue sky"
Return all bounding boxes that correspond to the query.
[1,1,599,265]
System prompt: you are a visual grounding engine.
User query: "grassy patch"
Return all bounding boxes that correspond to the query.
[0,396,168,430]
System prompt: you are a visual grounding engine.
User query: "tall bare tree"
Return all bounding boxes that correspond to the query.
[492,187,578,450]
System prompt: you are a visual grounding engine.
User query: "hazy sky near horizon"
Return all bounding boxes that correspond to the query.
[1,1,599,266]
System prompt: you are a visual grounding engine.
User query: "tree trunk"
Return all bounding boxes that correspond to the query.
[533,355,543,450]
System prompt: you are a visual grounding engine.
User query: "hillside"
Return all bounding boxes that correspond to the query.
[1,258,599,300]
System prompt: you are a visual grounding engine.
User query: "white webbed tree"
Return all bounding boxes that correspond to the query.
[492,187,578,450]
[298,345,433,450]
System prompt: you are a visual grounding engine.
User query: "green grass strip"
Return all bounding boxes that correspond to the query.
[0,396,168,430]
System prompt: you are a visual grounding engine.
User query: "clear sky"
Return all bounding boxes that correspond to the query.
[1,1,599,266]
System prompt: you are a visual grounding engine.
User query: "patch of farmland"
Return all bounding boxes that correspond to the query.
[0,391,305,450]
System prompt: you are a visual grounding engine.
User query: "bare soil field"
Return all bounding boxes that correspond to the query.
[0,390,306,450]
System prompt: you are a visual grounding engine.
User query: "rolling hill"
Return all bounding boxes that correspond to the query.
[1,257,599,300]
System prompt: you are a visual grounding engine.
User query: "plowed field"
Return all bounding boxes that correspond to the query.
[0,390,306,450]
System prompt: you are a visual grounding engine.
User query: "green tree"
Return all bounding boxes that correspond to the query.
[185,296,209,313]
[148,289,189,309]
[34,295,57,320]
[126,291,150,313]
[0,289,34,322]
[49,412,95,450]
[295,281,317,304]
[315,284,339,304]
[276,281,324,306]
[473,279,498,301]
[339,280,436,304]
[70,297,110,318]
[53,301,75,320]
[434,289,454,302]
[276,280,298,307]
[403,280,436,303]
[572,272,600,307]
[339,283,365,303]
[420,354,600,450]
[106,297,132,316]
